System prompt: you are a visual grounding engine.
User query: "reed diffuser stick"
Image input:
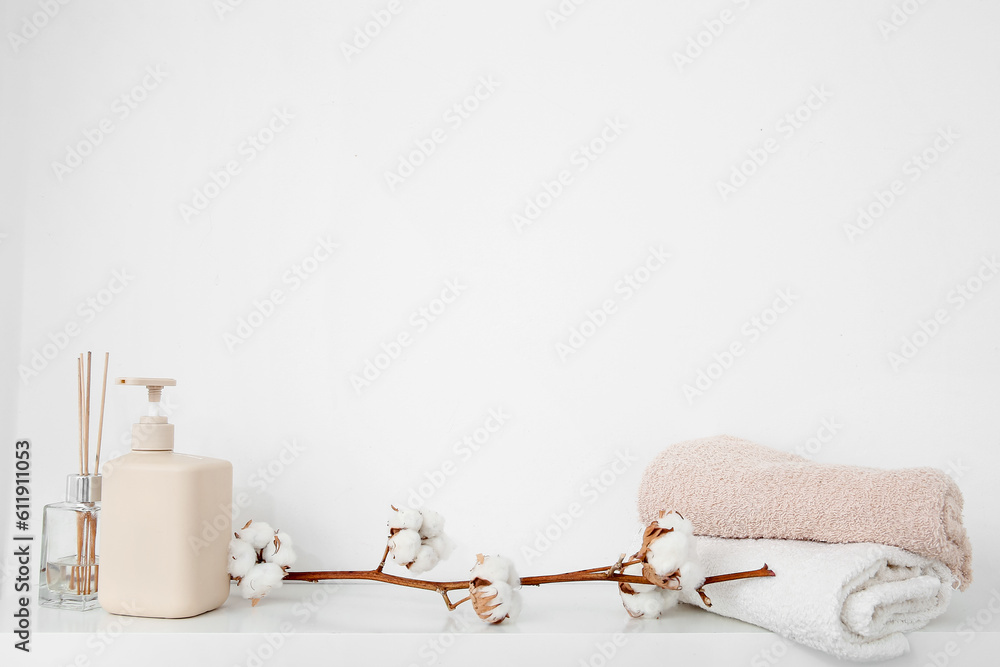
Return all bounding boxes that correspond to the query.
[94,352,109,472]
[76,354,85,593]
[69,352,83,591]
[84,351,91,475]
[84,351,108,596]
[77,355,84,476]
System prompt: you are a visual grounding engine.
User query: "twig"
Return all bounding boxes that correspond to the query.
[284,569,470,592]
[439,590,470,610]
[702,564,774,586]
[375,544,391,573]
[283,561,774,611]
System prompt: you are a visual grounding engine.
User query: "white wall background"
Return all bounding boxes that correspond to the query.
[3,0,999,650]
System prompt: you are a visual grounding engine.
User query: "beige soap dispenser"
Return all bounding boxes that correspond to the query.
[98,377,232,618]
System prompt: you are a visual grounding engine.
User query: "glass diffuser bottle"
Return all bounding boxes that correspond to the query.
[39,474,101,610]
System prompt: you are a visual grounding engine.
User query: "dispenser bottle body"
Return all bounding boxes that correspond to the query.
[98,451,232,618]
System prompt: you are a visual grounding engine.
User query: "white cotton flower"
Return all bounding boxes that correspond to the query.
[474,582,518,623]
[645,512,694,578]
[389,527,422,565]
[236,520,275,550]
[387,507,452,573]
[645,533,687,578]
[619,561,682,618]
[470,554,518,588]
[679,558,706,592]
[424,534,455,560]
[619,582,680,618]
[261,531,298,569]
[636,511,700,591]
[228,537,257,579]
[469,554,522,624]
[417,509,445,539]
[406,544,440,574]
[657,512,695,549]
[271,529,293,549]
[240,562,286,603]
[388,507,423,532]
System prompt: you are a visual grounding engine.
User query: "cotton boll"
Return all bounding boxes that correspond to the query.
[654,513,694,556]
[407,544,440,574]
[486,582,517,621]
[236,520,275,550]
[470,554,519,588]
[389,527,421,565]
[619,565,669,618]
[620,585,665,618]
[424,534,455,560]
[619,583,680,618]
[261,531,295,561]
[228,538,257,579]
[260,535,278,560]
[506,584,523,619]
[657,511,695,539]
[262,537,298,569]
[240,562,285,600]
[418,509,445,539]
[471,555,507,584]
[267,544,298,569]
[272,530,293,549]
[658,587,680,610]
[469,555,522,624]
[388,507,423,532]
[620,590,658,618]
[646,532,688,578]
[473,582,516,623]
[679,559,706,592]
[644,512,697,579]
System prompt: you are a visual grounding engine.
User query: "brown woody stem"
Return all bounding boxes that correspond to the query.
[375,544,391,573]
[284,569,470,592]
[282,562,774,607]
[702,564,775,586]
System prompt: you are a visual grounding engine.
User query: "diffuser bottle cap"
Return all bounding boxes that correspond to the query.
[116,377,176,451]
[66,474,102,503]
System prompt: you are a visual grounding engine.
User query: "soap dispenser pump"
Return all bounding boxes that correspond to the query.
[98,377,232,618]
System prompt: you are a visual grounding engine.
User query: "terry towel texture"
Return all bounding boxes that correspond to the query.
[637,435,972,589]
[680,537,954,661]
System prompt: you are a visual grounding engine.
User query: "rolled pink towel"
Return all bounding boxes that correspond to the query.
[637,435,972,590]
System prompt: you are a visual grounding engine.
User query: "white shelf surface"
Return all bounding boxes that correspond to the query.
[30,581,1000,667]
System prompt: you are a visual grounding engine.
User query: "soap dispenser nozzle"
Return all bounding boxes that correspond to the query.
[116,377,177,451]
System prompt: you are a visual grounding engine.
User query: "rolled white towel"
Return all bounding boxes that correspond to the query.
[680,537,954,662]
